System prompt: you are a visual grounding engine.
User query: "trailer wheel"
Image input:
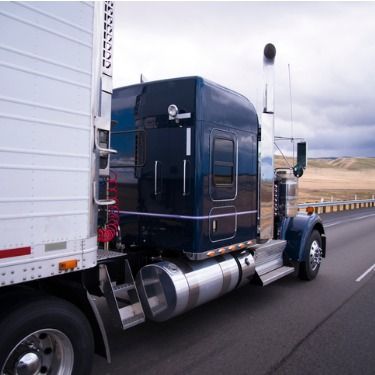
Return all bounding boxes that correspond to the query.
[0,296,94,375]
[299,230,322,281]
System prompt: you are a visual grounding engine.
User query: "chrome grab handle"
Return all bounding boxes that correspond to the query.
[183,159,187,196]
[154,161,159,195]
[95,128,117,154]
[93,182,115,206]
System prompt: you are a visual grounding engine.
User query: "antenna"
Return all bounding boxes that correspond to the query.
[288,64,294,163]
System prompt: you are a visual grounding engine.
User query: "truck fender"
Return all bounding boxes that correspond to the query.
[280,213,326,262]
[40,275,111,363]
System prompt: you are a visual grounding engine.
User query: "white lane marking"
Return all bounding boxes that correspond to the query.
[325,221,343,228]
[325,213,375,228]
[356,264,375,282]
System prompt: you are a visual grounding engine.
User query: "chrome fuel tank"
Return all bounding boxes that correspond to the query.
[136,252,255,322]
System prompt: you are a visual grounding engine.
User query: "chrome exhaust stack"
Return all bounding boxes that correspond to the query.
[136,252,255,322]
[259,43,276,239]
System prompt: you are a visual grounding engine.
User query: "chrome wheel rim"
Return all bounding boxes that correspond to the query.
[1,329,74,375]
[309,240,322,271]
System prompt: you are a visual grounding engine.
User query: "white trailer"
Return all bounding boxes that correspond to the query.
[0,2,115,373]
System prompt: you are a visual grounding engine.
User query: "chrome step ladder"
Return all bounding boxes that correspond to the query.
[257,266,295,286]
[253,239,295,286]
[99,259,145,330]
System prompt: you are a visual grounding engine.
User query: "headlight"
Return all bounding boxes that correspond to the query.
[168,104,179,118]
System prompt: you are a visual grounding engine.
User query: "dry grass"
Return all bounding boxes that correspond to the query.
[275,156,375,203]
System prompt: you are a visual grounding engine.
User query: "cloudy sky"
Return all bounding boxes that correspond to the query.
[113,2,375,158]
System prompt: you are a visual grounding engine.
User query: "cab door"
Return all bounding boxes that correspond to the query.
[144,126,193,215]
[209,129,238,242]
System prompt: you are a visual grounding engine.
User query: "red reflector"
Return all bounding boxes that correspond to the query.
[0,247,31,259]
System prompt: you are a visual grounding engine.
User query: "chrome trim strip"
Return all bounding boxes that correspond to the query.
[119,210,257,220]
[154,160,159,195]
[186,128,191,156]
[183,241,256,261]
[183,159,187,196]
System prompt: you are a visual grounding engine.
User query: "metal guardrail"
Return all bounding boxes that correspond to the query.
[298,198,375,214]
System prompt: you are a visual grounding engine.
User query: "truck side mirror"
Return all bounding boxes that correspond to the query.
[293,165,304,178]
[293,142,307,178]
[297,142,307,169]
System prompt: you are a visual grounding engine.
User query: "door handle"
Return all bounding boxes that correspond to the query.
[154,161,160,195]
[183,159,187,196]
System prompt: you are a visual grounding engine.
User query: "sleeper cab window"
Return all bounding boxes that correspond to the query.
[213,137,235,186]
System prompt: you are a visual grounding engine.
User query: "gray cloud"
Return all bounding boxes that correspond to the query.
[114,2,375,157]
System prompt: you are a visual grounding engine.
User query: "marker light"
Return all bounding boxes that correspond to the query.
[59,259,78,271]
[168,104,179,118]
[306,206,314,215]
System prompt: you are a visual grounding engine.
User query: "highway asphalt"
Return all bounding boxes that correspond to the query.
[93,207,375,375]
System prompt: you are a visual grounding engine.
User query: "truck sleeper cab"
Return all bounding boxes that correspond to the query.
[109,76,326,323]
[111,76,258,259]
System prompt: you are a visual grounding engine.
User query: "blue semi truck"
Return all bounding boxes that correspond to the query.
[0,2,325,372]
[105,46,326,324]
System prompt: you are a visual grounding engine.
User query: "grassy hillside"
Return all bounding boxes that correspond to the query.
[275,156,375,203]
[308,157,375,170]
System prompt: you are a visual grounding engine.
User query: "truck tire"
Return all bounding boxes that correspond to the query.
[0,295,94,375]
[299,230,322,281]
